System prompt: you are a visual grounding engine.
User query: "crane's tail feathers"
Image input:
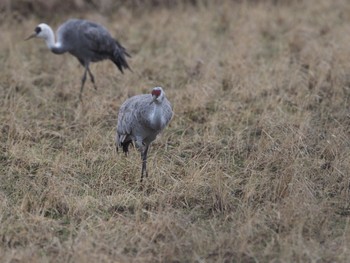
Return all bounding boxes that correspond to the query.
[113,40,132,73]
[120,140,133,157]
[116,134,133,156]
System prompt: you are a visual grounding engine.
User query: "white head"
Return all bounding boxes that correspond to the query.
[25,23,53,40]
[150,87,165,104]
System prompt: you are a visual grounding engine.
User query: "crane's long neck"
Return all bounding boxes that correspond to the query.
[44,27,66,54]
[149,102,165,131]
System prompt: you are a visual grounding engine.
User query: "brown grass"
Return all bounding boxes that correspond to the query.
[1,0,350,262]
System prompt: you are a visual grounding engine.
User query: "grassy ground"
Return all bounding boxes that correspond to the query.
[1,0,350,262]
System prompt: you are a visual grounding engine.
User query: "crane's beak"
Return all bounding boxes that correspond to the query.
[150,95,157,105]
[25,32,37,41]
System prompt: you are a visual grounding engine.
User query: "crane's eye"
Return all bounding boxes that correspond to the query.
[151,89,161,97]
[35,27,41,34]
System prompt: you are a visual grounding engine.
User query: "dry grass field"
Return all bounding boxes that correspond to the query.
[1,0,350,262]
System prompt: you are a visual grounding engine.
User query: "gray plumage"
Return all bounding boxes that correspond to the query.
[116,87,173,181]
[26,19,131,99]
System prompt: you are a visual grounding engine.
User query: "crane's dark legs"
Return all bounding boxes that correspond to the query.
[140,145,149,182]
[87,67,97,90]
[79,67,88,101]
[79,63,97,100]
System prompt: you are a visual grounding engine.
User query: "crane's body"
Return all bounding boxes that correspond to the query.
[26,19,131,99]
[116,87,173,181]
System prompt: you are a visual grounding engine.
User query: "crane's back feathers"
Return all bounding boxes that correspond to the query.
[57,19,131,72]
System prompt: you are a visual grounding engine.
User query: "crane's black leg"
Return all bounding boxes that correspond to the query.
[140,145,149,182]
[80,68,88,101]
[87,67,97,90]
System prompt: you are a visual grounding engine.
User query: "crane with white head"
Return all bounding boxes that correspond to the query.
[26,19,131,99]
[116,87,173,182]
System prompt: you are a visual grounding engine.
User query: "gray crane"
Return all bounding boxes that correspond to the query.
[116,87,173,182]
[26,19,131,99]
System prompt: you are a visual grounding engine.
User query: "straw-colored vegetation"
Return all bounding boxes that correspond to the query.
[1,0,350,262]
